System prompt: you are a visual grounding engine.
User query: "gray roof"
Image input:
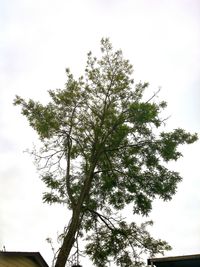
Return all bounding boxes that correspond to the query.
[148,254,200,267]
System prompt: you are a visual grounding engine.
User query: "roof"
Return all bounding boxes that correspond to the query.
[0,251,49,267]
[148,254,200,267]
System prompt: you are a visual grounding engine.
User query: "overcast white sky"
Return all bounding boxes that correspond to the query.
[0,0,200,266]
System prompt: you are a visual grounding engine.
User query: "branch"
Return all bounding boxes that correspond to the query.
[103,139,160,153]
[65,106,77,208]
[145,88,161,103]
[86,208,117,232]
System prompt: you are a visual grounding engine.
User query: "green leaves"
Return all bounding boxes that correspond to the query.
[159,129,198,161]
[14,38,198,267]
[41,174,66,205]
[14,96,60,139]
[85,219,171,267]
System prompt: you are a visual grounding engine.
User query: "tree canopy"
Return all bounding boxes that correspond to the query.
[14,38,198,267]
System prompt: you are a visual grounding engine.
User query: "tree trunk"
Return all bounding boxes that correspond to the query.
[55,208,82,267]
[55,163,96,267]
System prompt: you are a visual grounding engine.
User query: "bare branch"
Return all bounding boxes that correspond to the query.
[145,88,161,103]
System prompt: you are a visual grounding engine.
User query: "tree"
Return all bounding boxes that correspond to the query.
[14,38,197,267]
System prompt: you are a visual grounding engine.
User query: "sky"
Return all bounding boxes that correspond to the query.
[0,0,200,266]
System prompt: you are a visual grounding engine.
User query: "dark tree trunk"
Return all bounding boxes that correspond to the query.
[55,162,96,267]
[55,208,82,267]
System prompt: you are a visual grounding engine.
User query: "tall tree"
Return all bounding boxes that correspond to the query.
[14,38,197,267]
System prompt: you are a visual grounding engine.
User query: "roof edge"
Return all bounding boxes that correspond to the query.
[148,253,200,265]
[0,251,49,267]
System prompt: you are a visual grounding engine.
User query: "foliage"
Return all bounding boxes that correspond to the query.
[14,38,198,267]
